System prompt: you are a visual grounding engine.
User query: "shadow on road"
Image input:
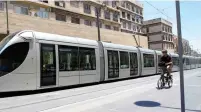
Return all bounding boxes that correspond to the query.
[134,100,201,112]
[134,101,161,107]
[161,106,201,112]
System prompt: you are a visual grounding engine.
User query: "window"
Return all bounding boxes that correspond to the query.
[108,50,119,78]
[133,25,136,31]
[132,15,135,21]
[84,20,92,26]
[172,57,179,65]
[136,26,139,32]
[143,54,154,67]
[95,7,101,17]
[162,35,165,40]
[113,12,118,22]
[103,1,109,6]
[158,55,162,64]
[0,31,20,51]
[112,1,117,7]
[127,13,130,20]
[113,26,119,31]
[96,21,102,28]
[59,45,78,71]
[104,10,110,20]
[70,1,79,7]
[79,48,96,70]
[120,51,129,69]
[56,14,66,22]
[83,4,91,14]
[105,25,111,29]
[123,22,126,28]
[136,18,139,23]
[0,42,29,77]
[128,23,131,30]
[55,1,65,8]
[146,27,149,33]
[136,8,139,14]
[14,5,28,15]
[130,52,138,75]
[40,44,56,86]
[36,8,49,18]
[140,10,142,15]
[0,2,4,10]
[132,6,135,12]
[126,3,130,10]
[71,17,80,24]
[122,12,125,18]
[121,1,125,7]
[39,0,48,3]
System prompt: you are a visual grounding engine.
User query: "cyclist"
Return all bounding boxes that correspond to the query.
[159,50,173,79]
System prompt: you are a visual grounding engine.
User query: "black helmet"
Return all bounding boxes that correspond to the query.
[162,49,167,53]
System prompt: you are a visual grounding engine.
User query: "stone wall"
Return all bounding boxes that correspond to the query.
[0,11,148,48]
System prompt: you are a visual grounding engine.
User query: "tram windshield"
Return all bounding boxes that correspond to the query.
[0,31,29,77]
[0,31,20,52]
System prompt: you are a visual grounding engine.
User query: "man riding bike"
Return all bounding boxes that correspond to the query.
[159,50,173,78]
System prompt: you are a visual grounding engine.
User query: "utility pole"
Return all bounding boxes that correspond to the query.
[176,1,185,112]
[96,7,101,41]
[96,4,106,41]
[6,1,9,35]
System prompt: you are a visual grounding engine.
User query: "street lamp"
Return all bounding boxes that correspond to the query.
[96,3,107,41]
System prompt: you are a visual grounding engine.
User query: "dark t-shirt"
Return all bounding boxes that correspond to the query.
[160,55,172,63]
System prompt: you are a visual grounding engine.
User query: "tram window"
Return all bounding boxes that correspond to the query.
[157,55,162,65]
[0,42,29,77]
[58,45,78,71]
[143,54,154,67]
[130,52,138,75]
[0,31,20,51]
[186,58,190,65]
[120,51,129,69]
[79,47,96,70]
[172,57,179,65]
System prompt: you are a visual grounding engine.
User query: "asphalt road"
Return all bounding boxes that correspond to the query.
[0,69,201,112]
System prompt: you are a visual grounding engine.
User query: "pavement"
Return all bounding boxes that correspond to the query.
[0,69,201,112]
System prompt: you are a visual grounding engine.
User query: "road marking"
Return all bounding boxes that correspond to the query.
[173,84,201,87]
[40,83,156,112]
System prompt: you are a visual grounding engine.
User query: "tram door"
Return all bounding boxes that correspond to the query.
[108,50,119,78]
[40,44,56,87]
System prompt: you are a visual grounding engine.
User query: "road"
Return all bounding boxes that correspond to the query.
[0,69,201,112]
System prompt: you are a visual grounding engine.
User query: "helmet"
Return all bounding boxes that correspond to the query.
[162,49,167,53]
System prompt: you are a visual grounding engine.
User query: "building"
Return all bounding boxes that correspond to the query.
[0,1,148,48]
[117,0,144,34]
[143,18,174,52]
[173,35,191,55]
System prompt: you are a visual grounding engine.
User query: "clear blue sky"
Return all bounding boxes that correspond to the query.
[142,0,201,52]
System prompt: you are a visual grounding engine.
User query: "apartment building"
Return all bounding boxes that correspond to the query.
[0,1,148,48]
[173,35,191,55]
[143,18,174,52]
[118,0,144,34]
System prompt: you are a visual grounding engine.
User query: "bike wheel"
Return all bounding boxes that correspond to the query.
[168,77,173,88]
[157,78,163,89]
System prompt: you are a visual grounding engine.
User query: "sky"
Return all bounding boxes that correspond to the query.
[141,0,201,53]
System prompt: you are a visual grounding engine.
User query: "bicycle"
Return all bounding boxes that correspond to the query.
[157,67,173,89]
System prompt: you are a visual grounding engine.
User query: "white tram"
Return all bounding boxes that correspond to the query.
[0,30,200,92]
